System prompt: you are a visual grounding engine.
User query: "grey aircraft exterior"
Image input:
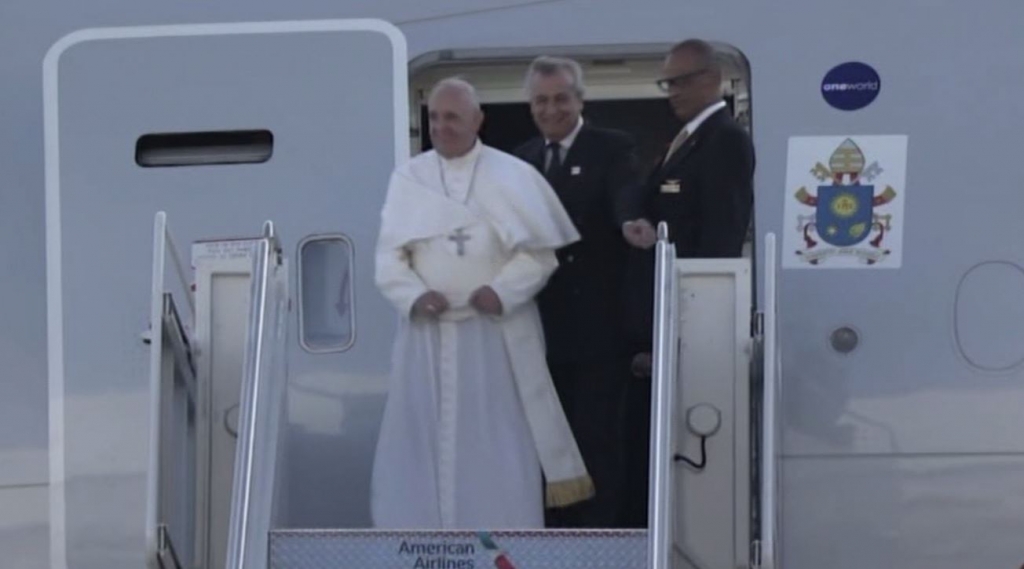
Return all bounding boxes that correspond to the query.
[2,1,1024,569]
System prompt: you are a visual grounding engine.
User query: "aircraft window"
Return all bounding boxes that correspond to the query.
[298,234,355,353]
[135,129,273,167]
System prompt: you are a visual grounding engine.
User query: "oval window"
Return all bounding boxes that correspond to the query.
[954,261,1024,372]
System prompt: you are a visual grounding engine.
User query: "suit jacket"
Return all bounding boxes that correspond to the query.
[514,124,644,364]
[623,106,755,353]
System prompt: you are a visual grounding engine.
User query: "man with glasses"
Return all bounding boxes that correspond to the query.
[619,38,755,527]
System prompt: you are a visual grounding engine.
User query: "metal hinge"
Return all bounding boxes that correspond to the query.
[752,310,765,337]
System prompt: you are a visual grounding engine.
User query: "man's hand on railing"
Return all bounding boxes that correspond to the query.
[622,219,657,249]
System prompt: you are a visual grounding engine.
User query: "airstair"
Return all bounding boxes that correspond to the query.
[145,214,781,569]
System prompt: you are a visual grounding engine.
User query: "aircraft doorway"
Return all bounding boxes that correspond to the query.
[405,46,760,563]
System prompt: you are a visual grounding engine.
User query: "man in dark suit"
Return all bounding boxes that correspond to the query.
[619,39,756,527]
[513,55,648,528]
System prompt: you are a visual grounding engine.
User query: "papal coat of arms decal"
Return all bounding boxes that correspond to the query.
[782,136,908,269]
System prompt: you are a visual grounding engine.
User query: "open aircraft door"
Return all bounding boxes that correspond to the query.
[44,20,407,569]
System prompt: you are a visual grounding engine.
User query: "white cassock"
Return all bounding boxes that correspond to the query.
[371,139,591,529]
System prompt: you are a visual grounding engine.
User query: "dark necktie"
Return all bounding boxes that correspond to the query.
[545,141,562,181]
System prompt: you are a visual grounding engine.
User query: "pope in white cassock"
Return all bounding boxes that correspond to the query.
[371,77,593,529]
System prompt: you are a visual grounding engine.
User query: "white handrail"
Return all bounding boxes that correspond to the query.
[145,211,199,569]
[225,220,287,569]
[145,212,168,569]
[758,232,780,569]
[648,221,678,569]
[224,234,272,569]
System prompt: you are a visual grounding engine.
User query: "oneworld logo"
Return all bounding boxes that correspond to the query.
[822,82,879,92]
[821,62,881,110]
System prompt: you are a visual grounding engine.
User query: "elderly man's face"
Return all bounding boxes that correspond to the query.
[528,70,583,143]
[428,87,483,158]
[661,50,719,123]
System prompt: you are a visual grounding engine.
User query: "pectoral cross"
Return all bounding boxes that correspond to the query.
[448,228,471,256]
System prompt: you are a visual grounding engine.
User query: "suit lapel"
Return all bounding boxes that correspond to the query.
[554,124,594,192]
[526,125,591,190]
[660,133,699,173]
[658,108,727,174]
[561,124,590,171]
[541,125,585,188]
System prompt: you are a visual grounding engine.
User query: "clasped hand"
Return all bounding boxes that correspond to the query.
[412,286,503,319]
[469,286,503,316]
[411,291,449,318]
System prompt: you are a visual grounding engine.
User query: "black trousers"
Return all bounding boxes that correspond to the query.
[618,375,651,528]
[544,357,630,528]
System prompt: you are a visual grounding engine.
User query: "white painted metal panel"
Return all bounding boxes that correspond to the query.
[673,259,751,569]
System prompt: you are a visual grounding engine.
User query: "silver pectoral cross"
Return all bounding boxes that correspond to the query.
[448,228,471,256]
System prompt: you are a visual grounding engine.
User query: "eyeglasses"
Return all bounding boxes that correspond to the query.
[655,68,709,92]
